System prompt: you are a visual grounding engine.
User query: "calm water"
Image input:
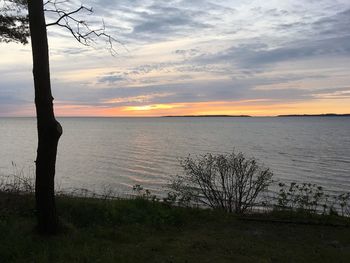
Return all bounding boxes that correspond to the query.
[1,117,350,195]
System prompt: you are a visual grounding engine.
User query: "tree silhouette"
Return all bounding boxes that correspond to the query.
[0,0,116,234]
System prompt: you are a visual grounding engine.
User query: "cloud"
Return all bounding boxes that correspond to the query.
[311,87,350,99]
[98,73,128,84]
[132,9,206,34]
[190,34,350,70]
[311,8,350,36]
[103,92,173,105]
[1,0,350,116]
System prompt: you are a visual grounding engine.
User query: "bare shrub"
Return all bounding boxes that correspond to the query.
[171,151,273,214]
[0,162,35,194]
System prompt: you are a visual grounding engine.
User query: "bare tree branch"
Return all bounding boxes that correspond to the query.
[43,0,122,55]
[45,6,88,27]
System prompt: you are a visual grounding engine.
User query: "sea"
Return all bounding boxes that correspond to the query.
[1,117,350,196]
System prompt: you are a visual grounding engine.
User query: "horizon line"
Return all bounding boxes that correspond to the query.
[1,113,350,118]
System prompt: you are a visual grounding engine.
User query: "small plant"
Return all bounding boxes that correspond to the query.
[100,185,117,200]
[162,192,178,206]
[132,184,159,202]
[162,191,192,207]
[274,182,350,216]
[171,150,273,214]
[0,162,35,194]
[280,182,325,212]
[276,182,326,213]
[337,193,350,216]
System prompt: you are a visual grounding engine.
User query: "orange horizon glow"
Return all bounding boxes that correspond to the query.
[38,98,350,117]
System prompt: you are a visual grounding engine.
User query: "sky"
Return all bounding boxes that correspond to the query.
[1,0,350,116]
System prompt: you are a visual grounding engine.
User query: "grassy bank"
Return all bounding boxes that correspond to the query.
[1,193,350,263]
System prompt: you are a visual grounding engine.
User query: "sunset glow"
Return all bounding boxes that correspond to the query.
[45,98,350,117]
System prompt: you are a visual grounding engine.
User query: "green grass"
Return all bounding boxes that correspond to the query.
[1,193,350,263]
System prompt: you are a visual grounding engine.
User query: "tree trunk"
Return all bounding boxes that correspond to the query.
[27,0,62,235]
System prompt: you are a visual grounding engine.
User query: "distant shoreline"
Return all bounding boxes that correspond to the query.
[162,113,350,118]
[1,113,350,118]
[276,114,350,117]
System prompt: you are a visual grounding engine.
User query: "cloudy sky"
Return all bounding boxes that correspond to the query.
[1,0,350,116]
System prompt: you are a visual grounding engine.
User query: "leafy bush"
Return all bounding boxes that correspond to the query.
[276,182,325,213]
[275,182,350,216]
[171,151,273,214]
